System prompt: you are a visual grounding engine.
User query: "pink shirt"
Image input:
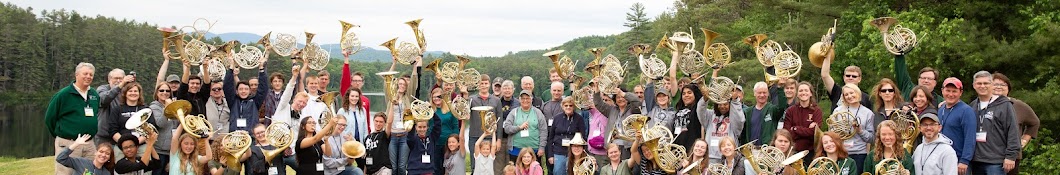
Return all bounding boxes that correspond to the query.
[587,108,609,155]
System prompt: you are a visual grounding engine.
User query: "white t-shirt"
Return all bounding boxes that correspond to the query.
[473,154,496,175]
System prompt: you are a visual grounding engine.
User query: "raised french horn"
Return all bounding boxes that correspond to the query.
[262,121,294,165]
[270,32,298,57]
[809,20,838,68]
[706,76,736,104]
[164,100,214,138]
[221,130,252,169]
[301,32,330,71]
[772,48,803,79]
[472,106,497,134]
[632,44,667,80]
[544,50,575,80]
[234,44,265,69]
[409,99,435,122]
[451,96,471,120]
[339,20,364,54]
[317,91,339,128]
[701,28,731,68]
[406,18,427,53]
[607,114,648,142]
[871,17,918,55]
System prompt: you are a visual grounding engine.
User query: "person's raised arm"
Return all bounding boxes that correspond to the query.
[339,49,353,96]
[626,136,641,168]
[254,60,269,105]
[410,56,423,100]
[181,60,191,83]
[301,117,338,148]
[644,80,658,114]
[141,132,158,165]
[156,50,172,87]
[894,54,915,99]
[820,49,836,94]
[171,123,184,154]
[56,134,92,167]
[201,58,212,83]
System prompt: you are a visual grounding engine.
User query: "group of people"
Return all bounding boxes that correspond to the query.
[45,31,1040,175]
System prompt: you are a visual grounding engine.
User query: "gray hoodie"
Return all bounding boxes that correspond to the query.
[968,96,1021,164]
[913,134,958,175]
[831,105,876,154]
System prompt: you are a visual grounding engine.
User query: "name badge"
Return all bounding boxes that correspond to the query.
[520,130,530,137]
[843,140,854,148]
[367,157,374,165]
[562,138,571,145]
[590,130,601,137]
[422,154,431,163]
[337,166,345,171]
[237,118,248,127]
[268,167,278,175]
[316,163,324,171]
[674,126,683,135]
[548,119,554,126]
[84,107,94,117]
[976,132,987,142]
[710,138,720,147]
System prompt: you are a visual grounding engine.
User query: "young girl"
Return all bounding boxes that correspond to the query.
[834,84,876,173]
[295,114,337,175]
[516,147,544,175]
[814,131,858,175]
[407,120,439,175]
[504,163,518,175]
[679,139,709,175]
[719,136,747,175]
[444,134,466,175]
[169,123,213,175]
[601,140,641,175]
[563,133,589,175]
[474,131,503,175]
[338,88,369,142]
[56,134,115,175]
[863,120,914,175]
[783,81,822,164]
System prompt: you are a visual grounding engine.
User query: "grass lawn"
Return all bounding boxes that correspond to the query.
[0,156,299,174]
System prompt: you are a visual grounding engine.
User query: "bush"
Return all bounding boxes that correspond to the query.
[1020,127,1059,174]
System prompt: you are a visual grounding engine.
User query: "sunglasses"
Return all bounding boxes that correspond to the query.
[158,89,172,93]
[880,89,895,93]
[211,88,223,91]
[844,74,860,78]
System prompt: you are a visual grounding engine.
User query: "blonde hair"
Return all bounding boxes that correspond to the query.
[872,120,907,161]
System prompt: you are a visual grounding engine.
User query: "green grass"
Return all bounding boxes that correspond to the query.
[0,156,56,175]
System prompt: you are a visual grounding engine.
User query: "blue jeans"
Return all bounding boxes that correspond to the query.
[971,161,1005,175]
[850,154,867,174]
[553,154,568,175]
[390,134,410,175]
[341,167,364,175]
[151,154,169,175]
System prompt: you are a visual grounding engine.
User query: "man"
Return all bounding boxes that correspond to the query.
[317,70,330,92]
[301,76,327,123]
[165,74,181,92]
[913,113,958,175]
[469,74,504,174]
[632,85,645,101]
[893,53,943,105]
[540,82,565,127]
[205,80,230,140]
[513,76,544,110]
[340,70,371,115]
[45,62,101,175]
[94,68,134,144]
[224,63,268,133]
[820,51,872,111]
[175,60,212,116]
[548,69,562,83]
[741,82,789,145]
[493,77,504,97]
[248,77,260,96]
[937,77,978,175]
[260,73,286,125]
[992,73,1040,175]
[499,80,516,139]
[967,71,1020,174]
[362,114,393,175]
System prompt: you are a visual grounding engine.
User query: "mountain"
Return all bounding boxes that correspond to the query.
[202,32,445,62]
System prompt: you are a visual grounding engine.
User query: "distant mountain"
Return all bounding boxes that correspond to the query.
[201,32,445,62]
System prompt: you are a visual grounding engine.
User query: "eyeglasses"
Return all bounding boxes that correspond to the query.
[433,96,442,99]
[921,123,940,127]
[880,89,895,93]
[211,88,223,92]
[562,104,574,107]
[994,83,1008,87]
[351,80,364,82]
[918,77,936,81]
[844,74,860,78]
[158,89,172,93]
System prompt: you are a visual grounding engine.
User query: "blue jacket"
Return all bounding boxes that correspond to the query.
[547,112,585,157]
[407,115,442,175]
[937,101,978,165]
[224,68,268,133]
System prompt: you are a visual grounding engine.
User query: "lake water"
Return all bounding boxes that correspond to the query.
[0,93,386,159]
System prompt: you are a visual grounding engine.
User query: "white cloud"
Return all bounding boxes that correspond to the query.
[5,0,674,56]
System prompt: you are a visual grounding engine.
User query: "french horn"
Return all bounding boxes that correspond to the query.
[302,32,330,71]
[679,159,704,175]
[679,50,708,76]
[655,142,688,173]
[396,41,421,65]
[890,110,920,151]
[270,33,298,57]
[339,20,364,54]
[234,44,265,69]
[772,49,803,79]
[632,44,667,80]
[206,59,226,82]
[658,32,695,53]
[806,157,841,175]
[706,76,736,104]
[783,150,809,175]
[744,34,783,67]
[705,163,731,175]
[826,111,859,140]
[342,141,367,158]
[221,130,252,169]
[701,28,731,68]
[874,158,911,175]
[409,99,435,122]
[871,17,918,55]
[158,27,187,61]
[406,18,427,53]
[124,108,157,137]
[262,122,294,165]
[164,100,214,138]
[597,55,624,96]
[183,39,210,66]
[739,141,788,174]
[317,91,339,128]
[456,68,481,91]
[571,86,594,109]
[607,114,648,142]
[472,106,497,134]
[572,156,598,175]
[544,50,575,80]
[451,96,471,120]
[809,20,838,68]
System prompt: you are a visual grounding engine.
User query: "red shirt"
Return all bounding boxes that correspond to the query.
[782,103,822,152]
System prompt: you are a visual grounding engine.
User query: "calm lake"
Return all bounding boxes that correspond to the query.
[0,93,386,159]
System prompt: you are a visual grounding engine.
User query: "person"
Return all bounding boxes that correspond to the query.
[174,58,213,116]
[776,78,798,106]
[596,87,640,159]
[814,131,858,175]
[95,68,135,145]
[820,51,873,111]
[500,80,517,119]
[991,73,1039,175]
[474,129,503,175]
[516,147,545,175]
[547,97,586,175]
[104,83,152,146]
[443,134,466,175]
[56,134,115,175]
[407,120,440,175]
[719,137,748,175]
[679,139,709,175]
[643,78,676,129]
[339,88,370,142]
[116,133,160,175]
[892,52,943,105]
[541,82,566,128]
[514,76,544,109]
[207,141,241,175]
[469,74,503,172]
[503,90,548,161]
[967,71,1021,174]
[863,120,913,175]
[742,81,788,146]
[906,85,938,115]
[363,113,393,175]
[169,123,213,175]
[637,136,667,175]
[494,78,505,97]
[428,86,463,175]
[562,133,589,175]
[585,93,611,166]
[601,139,641,175]
[339,50,373,130]
[246,124,290,175]
[223,56,268,133]
[205,80,230,141]
[674,84,704,151]
[261,73,286,124]
[46,62,102,175]
[766,129,799,175]
[783,81,822,162]
[295,112,338,175]
[833,83,876,173]
[700,80,747,163]
[149,83,178,175]
[249,77,261,96]
[388,54,423,175]
[633,85,646,103]
[912,113,958,175]
[871,78,906,128]
[936,77,977,174]
[322,116,354,175]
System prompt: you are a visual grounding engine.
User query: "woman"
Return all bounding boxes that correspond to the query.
[814,132,858,175]
[679,139,709,175]
[429,86,462,174]
[563,133,589,175]
[322,117,358,175]
[338,88,369,142]
[871,78,906,128]
[548,97,586,175]
[601,140,641,175]
[56,134,115,175]
[150,83,177,174]
[719,137,747,175]
[295,113,338,175]
[586,102,610,164]
[444,134,466,175]
[247,124,288,175]
[863,121,914,175]
[783,81,822,163]
[107,83,152,144]
[832,84,875,173]
[594,87,639,159]
[637,139,667,174]
[673,85,704,151]
[169,123,213,175]
[993,73,1039,175]
[905,85,937,115]
[516,148,544,175]
[390,55,422,175]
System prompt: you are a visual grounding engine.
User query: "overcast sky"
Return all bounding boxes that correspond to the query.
[6,0,675,56]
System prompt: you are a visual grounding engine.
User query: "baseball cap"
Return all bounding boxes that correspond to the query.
[920,113,940,123]
[166,74,180,83]
[493,77,504,87]
[656,88,672,97]
[519,90,533,97]
[943,77,962,89]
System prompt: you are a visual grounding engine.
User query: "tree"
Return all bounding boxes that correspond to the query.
[624,2,649,29]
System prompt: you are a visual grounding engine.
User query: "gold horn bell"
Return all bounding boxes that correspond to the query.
[164,100,214,138]
[342,141,367,158]
[808,20,838,68]
[261,122,294,165]
[221,130,252,169]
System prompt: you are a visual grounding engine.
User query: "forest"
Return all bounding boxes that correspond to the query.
[0,0,1057,173]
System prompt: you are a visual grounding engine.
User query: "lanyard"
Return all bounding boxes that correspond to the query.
[920,144,940,169]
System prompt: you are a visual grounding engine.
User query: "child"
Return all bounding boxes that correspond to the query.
[474,132,503,175]
[444,134,466,175]
[516,147,544,175]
